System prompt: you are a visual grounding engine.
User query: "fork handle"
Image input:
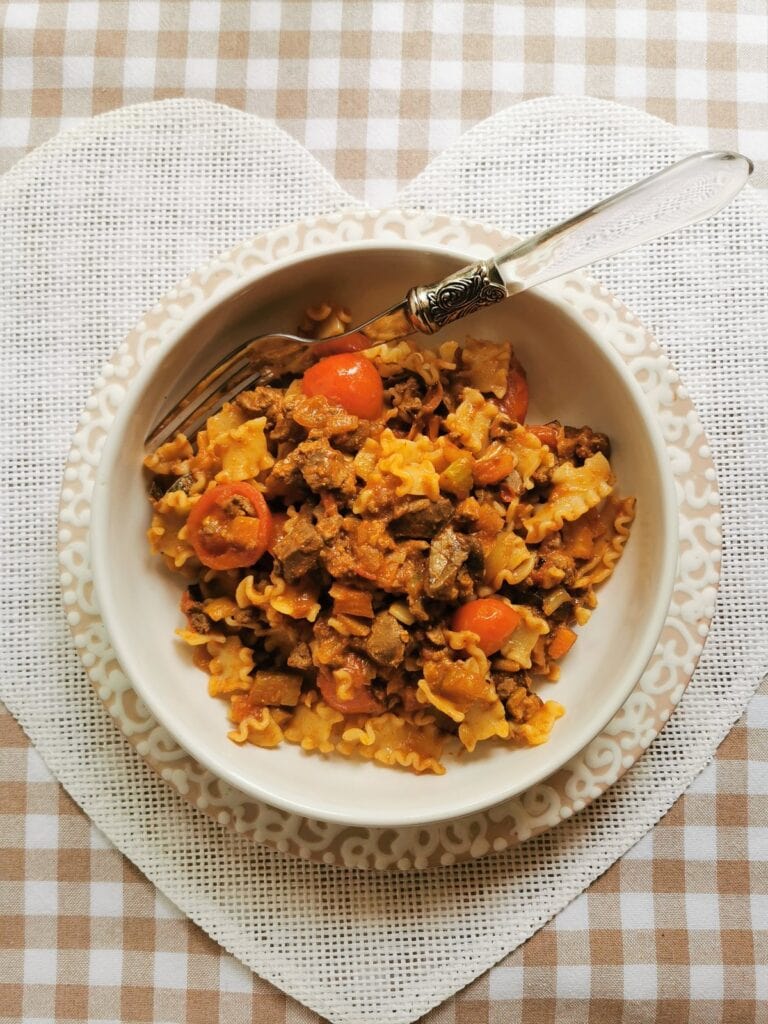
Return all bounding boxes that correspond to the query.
[404,150,752,334]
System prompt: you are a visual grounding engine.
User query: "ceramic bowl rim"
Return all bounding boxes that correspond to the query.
[90,235,679,827]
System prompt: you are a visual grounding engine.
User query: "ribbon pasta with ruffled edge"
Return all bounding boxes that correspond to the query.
[144,316,634,774]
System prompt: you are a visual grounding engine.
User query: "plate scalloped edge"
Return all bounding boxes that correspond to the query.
[58,207,721,871]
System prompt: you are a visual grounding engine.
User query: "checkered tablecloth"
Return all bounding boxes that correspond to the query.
[4,690,766,1023]
[1,0,767,202]
[1,2,766,1022]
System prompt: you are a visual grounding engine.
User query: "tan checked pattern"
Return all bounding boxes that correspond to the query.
[2,685,767,1023]
[2,2,767,1021]
[0,0,766,206]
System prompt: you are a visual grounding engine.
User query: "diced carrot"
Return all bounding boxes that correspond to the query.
[562,520,594,560]
[499,354,529,422]
[472,441,516,485]
[266,511,289,555]
[548,626,577,660]
[329,582,375,618]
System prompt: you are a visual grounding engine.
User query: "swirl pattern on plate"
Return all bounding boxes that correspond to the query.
[58,209,720,870]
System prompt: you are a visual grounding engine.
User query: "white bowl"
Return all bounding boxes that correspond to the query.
[91,237,678,828]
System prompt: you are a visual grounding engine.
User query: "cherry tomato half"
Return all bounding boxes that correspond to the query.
[313,331,371,357]
[451,597,522,656]
[316,666,385,715]
[186,482,272,570]
[499,353,529,423]
[301,352,384,419]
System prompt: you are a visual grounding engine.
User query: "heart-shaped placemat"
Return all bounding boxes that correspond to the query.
[2,97,767,1024]
[59,207,719,870]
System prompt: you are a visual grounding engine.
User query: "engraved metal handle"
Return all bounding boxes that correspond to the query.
[147,151,753,447]
[402,151,752,334]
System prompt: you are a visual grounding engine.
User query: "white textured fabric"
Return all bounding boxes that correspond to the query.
[1,97,766,1024]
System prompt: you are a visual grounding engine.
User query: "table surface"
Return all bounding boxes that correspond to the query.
[1,3,766,1022]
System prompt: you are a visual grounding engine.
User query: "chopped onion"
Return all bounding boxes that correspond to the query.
[542,586,571,616]
[389,602,415,625]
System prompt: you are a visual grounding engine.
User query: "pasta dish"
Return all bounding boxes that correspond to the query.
[144,305,634,774]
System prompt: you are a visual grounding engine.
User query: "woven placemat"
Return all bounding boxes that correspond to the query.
[1,96,766,1024]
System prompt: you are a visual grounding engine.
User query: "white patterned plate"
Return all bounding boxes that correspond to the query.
[58,209,720,870]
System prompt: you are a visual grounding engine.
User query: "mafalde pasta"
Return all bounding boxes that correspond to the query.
[144,309,635,774]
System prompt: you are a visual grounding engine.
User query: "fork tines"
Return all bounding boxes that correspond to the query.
[145,335,312,450]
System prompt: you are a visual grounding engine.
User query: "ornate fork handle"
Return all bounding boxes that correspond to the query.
[147,150,751,447]
[406,260,507,333]
[397,150,751,337]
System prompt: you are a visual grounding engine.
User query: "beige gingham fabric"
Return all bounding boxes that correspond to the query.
[3,690,767,1024]
[0,0,766,206]
[1,3,767,1023]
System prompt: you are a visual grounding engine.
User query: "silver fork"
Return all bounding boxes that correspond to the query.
[146,150,751,449]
